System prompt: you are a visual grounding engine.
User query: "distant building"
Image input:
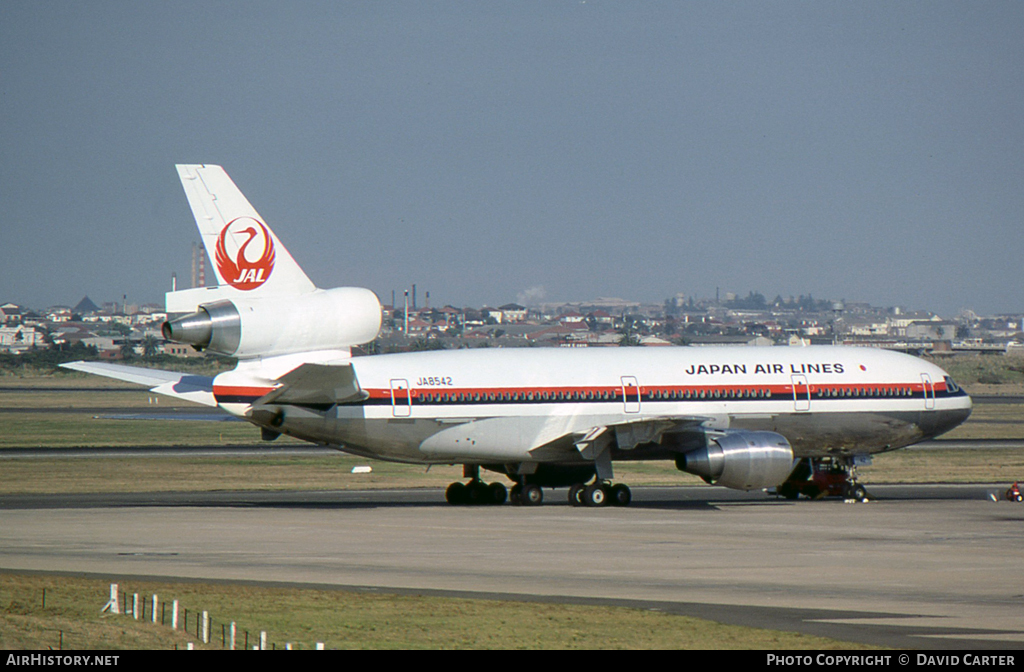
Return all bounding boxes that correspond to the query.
[687,335,774,347]
[0,326,44,352]
[843,317,890,337]
[558,312,586,325]
[73,296,101,315]
[46,307,72,323]
[905,320,956,341]
[498,303,527,323]
[163,343,202,357]
[1,303,25,325]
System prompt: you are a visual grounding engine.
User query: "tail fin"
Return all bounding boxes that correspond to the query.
[170,165,316,310]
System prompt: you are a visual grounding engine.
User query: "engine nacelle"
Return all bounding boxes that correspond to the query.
[162,287,382,358]
[675,430,794,491]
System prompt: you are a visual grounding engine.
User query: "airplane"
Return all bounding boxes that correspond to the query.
[63,165,973,507]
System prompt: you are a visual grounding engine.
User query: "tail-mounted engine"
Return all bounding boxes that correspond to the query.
[675,430,794,491]
[162,286,381,358]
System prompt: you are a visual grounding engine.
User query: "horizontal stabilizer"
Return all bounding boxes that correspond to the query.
[256,362,366,406]
[60,361,216,407]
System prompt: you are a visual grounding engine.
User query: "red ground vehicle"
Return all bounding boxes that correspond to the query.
[776,457,869,500]
[1007,482,1023,502]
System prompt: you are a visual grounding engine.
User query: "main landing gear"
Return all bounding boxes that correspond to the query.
[445,479,507,506]
[445,466,507,506]
[445,466,634,507]
[505,481,631,507]
[567,481,632,507]
[777,456,871,501]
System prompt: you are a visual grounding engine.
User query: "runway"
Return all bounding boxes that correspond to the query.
[1,485,1022,649]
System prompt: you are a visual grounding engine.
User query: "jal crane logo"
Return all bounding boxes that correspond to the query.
[214,217,276,290]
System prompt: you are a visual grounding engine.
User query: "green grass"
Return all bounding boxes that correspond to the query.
[929,354,1024,387]
[0,573,870,650]
[0,414,261,449]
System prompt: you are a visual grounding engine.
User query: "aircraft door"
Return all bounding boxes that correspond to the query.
[920,373,935,410]
[791,374,811,412]
[621,376,641,414]
[390,379,412,417]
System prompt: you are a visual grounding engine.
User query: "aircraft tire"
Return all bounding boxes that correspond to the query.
[445,482,467,505]
[568,483,586,507]
[610,483,632,507]
[489,482,508,505]
[521,484,544,506]
[584,483,608,507]
[466,482,486,504]
[844,483,868,500]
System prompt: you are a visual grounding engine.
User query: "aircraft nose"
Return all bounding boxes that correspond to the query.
[922,403,972,439]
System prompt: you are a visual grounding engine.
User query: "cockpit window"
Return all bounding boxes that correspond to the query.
[944,376,961,394]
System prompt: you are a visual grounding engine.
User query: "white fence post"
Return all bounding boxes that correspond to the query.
[260,631,267,651]
[230,621,236,650]
[152,595,158,624]
[172,599,179,629]
[132,593,139,620]
[101,583,120,614]
[202,611,209,644]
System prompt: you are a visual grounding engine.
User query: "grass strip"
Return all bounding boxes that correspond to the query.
[0,572,870,650]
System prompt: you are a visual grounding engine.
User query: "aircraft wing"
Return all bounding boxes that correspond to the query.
[59,361,217,407]
[255,362,366,406]
[518,415,710,460]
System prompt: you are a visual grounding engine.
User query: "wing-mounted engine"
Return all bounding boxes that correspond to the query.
[675,430,794,491]
[163,286,382,358]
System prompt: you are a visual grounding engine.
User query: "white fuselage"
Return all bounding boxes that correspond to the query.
[212,345,972,466]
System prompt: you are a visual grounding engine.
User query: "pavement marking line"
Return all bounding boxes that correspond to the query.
[914,633,1024,642]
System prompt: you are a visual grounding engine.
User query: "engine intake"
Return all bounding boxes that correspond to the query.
[162,287,381,358]
[676,430,794,491]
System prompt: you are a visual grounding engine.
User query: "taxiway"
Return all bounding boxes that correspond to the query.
[1,485,1022,649]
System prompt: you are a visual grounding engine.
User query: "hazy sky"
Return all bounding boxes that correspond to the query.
[2,2,1021,316]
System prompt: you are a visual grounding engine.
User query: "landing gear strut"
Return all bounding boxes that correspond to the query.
[839,456,871,501]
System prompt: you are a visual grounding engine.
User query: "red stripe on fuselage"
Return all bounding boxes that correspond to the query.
[366,380,946,401]
[212,385,274,398]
